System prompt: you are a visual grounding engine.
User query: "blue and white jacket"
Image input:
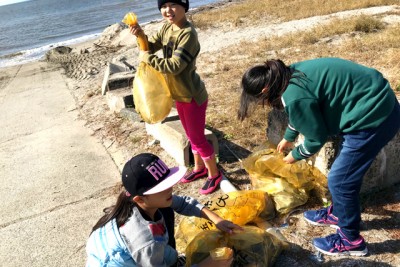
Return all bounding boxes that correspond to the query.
[86,195,204,266]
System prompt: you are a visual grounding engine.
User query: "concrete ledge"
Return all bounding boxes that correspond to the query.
[101,62,135,95]
[105,88,134,113]
[266,103,400,194]
[146,120,219,166]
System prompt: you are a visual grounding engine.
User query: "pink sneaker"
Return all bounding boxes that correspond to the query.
[199,171,222,195]
[180,167,208,183]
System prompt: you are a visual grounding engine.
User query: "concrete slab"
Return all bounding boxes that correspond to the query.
[0,195,116,267]
[106,87,134,113]
[101,62,135,95]
[0,62,120,266]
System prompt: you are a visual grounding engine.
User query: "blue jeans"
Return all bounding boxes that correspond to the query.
[328,101,400,240]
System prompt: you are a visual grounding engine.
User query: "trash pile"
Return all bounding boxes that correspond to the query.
[242,148,328,214]
[176,148,328,266]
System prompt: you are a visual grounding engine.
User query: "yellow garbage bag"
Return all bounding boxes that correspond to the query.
[243,148,328,214]
[185,226,285,267]
[175,190,275,253]
[122,12,172,123]
[132,63,173,123]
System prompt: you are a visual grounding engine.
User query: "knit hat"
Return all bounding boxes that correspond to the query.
[158,0,189,12]
[122,153,186,197]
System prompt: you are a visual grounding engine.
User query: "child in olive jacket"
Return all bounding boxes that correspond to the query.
[130,0,222,195]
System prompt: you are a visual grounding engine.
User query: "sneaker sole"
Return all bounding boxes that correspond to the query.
[314,245,368,256]
[304,217,339,229]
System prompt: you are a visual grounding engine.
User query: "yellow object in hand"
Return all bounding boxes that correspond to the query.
[122,12,149,51]
[122,12,138,26]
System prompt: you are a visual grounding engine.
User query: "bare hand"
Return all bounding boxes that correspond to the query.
[214,219,243,234]
[277,138,293,153]
[283,151,297,164]
[129,25,143,37]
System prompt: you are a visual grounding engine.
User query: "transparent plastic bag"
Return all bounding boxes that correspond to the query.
[185,226,285,267]
[242,148,328,214]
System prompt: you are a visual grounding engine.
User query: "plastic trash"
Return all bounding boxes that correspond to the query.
[122,12,148,51]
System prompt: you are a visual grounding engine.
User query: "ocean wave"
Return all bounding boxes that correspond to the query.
[0,32,99,68]
[39,27,107,41]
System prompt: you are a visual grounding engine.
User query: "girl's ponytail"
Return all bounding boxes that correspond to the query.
[90,191,135,234]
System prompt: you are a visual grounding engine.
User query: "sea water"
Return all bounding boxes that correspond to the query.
[0,0,220,68]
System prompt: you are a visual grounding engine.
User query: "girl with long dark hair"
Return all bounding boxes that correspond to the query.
[86,153,241,266]
[238,57,400,256]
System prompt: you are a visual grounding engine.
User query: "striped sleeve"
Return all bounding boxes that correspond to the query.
[143,26,199,75]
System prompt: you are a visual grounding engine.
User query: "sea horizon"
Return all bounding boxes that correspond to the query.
[0,0,221,68]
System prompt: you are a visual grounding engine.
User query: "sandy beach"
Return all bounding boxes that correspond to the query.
[1,2,399,266]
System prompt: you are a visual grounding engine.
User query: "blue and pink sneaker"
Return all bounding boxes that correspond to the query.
[303,205,339,229]
[313,229,368,256]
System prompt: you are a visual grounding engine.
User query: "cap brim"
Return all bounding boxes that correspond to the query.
[143,166,187,195]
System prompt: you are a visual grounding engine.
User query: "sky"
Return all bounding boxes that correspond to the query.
[0,0,30,7]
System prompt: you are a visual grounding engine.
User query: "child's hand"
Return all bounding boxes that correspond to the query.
[283,151,297,164]
[201,207,243,234]
[277,138,293,153]
[129,25,143,37]
[214,219,243,234]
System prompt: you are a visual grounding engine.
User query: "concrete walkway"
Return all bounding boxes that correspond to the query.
[0,62,119,266]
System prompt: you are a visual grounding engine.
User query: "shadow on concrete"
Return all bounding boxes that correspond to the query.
[206,125,253,164]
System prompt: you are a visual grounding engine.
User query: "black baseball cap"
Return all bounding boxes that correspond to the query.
[122,153,187,196]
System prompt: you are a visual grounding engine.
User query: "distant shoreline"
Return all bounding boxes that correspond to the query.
[0,0,232,69]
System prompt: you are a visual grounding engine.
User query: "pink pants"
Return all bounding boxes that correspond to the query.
[176,99,214,160]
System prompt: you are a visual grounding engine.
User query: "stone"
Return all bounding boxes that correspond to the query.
[145,119,219,166]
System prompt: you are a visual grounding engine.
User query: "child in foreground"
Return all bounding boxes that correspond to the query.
[86,153,241,266]
[130,0,222,195]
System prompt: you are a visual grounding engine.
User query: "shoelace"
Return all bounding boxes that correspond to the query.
[326,233,346,250]
[316,208,329,219]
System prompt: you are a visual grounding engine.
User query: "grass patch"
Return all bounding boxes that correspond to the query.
[354,15,386,32]
[192,0,399,29]
[200,13,400,149]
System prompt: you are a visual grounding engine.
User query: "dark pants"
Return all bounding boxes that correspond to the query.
[329,102,400,240]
